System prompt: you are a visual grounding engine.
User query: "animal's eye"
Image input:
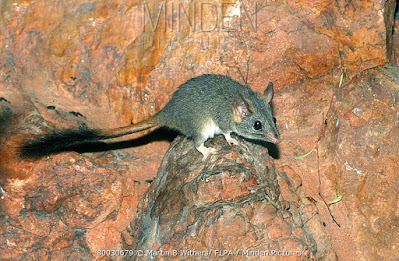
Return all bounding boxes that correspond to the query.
[273,117,277,123]
[254,121,262,130]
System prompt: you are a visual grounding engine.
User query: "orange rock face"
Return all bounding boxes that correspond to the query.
[322,64,399,260]
[0,0,398,260]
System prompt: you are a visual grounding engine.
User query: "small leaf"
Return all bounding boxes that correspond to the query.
[329,195,343,205]
[295,148,315,160]
[338,72,344,88]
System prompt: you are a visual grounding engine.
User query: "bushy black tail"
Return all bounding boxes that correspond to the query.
[19,118,157,158]
[19,128,103,158]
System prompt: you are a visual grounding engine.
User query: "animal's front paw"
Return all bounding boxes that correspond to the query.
[196,144,218,160]
[223,133,239,146]
[226,136,238,146]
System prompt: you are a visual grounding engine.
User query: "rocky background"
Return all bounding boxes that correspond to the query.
[0,0,398,260]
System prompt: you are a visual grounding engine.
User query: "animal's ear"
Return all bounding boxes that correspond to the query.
[231,94,253,123]
[263,82,274,103]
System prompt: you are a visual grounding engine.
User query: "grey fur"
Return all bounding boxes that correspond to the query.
[153,74,279,147]
[19,74,279,158]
